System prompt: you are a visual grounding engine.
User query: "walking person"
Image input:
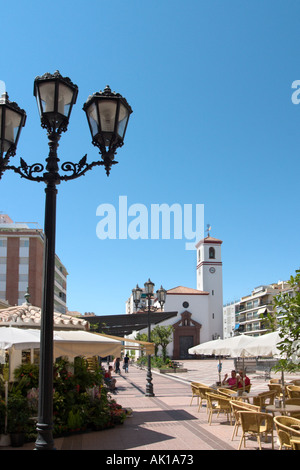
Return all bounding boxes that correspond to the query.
[123,354,129,373]
[115,357,121,374]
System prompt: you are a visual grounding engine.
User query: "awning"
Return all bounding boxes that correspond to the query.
[0,327,122,358]
[94,332,155,355]
[0,327,154,358]
[53,330,122,358]
[257,308,267,315]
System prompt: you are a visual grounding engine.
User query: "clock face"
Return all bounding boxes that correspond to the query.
[209,267,216,273]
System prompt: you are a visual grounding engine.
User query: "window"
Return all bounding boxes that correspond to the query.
[209,247,215,259]
[59,292,66,302]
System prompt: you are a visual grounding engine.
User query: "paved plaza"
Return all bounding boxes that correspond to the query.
[6,358,300,452]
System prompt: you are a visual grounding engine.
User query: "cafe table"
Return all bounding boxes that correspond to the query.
[266,404,300,416]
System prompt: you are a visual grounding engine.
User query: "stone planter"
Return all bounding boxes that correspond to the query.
[0,434,11,447]
[157,368,188,374]
[10,432,25,447]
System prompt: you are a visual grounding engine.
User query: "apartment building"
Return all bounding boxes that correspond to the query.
[223,300,239,338]
[223,280,293,338]
[0,214,68,313]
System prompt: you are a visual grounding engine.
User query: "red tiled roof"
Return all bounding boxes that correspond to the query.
[167,286,209,295]
[195,236,223,248]
[0,303,89,330]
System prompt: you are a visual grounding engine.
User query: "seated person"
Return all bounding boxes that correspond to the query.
[222,370,237,389]
[237,370,251,390]
[104,366,117,390]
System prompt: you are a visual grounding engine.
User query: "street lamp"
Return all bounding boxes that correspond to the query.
[0,71,132,450]
[132,279,166,397]
[0,92,26,177]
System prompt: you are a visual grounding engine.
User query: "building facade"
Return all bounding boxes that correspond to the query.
[0,214,68,313]
[223,300,239,339]
[223,280,293,338]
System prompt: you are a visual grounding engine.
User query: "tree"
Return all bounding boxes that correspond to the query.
[135,332,148,356]
[151,325,174,362]
[271,269,300,372]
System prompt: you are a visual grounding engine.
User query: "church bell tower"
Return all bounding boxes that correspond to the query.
[196,227,223,339]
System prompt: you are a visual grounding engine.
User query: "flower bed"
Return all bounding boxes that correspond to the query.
[136,356,187,373]
[0,358,127,445]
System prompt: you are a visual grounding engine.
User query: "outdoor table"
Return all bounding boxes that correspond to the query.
[266,404,300,416]
[231,391,258,403]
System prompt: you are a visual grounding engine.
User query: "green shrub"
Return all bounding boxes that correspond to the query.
[7,391,31,433]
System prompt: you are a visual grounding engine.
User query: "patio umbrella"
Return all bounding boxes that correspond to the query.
[240,331,287,404]
[189,334,255,357]
[188,337,225,356]
[241,331,282,358]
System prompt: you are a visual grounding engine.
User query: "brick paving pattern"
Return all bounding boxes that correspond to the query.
[6,359,300,451]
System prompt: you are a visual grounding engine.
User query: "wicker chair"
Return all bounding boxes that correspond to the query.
[190,382,213,412]
[217,387,239,398]
[252,390,276,411]
[286,385,300,399]
[268,383,285,399]
[197,385,214,412]
[291,380,300,386]
[269,378,280,384]
[206,392,233,425]
[290,439,300,450]
[230,400,260,441]
[190,382,202,406]
[237,411,274,450]
[273,415,300,450]
[284,398,300,419]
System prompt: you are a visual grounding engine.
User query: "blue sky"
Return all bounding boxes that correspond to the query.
[1,0,300,314]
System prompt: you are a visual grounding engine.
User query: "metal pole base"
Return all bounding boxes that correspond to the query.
[35,423,55,450]
[145,358,155,397]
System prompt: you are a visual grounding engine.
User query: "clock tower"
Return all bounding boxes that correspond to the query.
[196,232,223,339]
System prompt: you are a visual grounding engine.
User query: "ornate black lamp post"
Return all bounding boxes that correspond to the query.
[0,71,132,450]
[132,279,166,397]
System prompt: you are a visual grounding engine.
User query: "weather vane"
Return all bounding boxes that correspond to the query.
[206,224,211,237]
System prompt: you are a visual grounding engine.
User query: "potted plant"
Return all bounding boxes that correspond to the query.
[7,391,31,447]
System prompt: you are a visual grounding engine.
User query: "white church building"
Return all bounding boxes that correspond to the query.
[126,234,224,359]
